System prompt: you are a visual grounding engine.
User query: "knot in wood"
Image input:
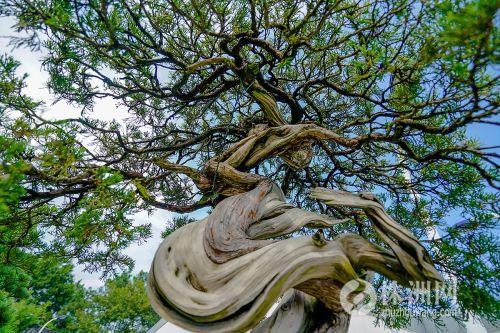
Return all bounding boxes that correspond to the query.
[312,229,327,247]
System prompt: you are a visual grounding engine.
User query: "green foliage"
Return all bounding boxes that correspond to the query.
[0,55,151,275]
[0,55,158,332]
[0,135,27,219]
[161,215,196,238]
[0,291,47,333]
[89,271,159,333]
[0,254,158,332]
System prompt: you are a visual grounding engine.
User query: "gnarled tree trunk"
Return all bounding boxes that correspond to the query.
[147,181,442,332]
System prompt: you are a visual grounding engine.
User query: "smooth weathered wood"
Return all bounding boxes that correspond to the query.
[310,188,442,283]
[252,290,315,333]
[147,181,442,333]
[204,181,345,263]
[200,123,355,195]
[152,123,360,198]
[253,290,351,333]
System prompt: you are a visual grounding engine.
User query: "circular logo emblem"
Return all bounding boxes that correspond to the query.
[340,279,377,315]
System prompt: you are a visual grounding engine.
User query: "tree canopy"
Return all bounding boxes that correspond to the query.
[0,0,499,329]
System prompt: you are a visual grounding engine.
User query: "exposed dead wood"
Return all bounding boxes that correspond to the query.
[149,123,357,199]
[201,123,355,195]
[310,188,442,283]
[147,181,442,332]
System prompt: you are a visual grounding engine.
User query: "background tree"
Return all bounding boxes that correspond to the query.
[0,248,157,333]
[89,271,161,333]
[0,0,498,331]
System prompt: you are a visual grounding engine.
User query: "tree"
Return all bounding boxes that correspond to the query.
[0,248,157,333]
[89,271,160,333]
[0,0,498,331]
[0,291,47,333]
